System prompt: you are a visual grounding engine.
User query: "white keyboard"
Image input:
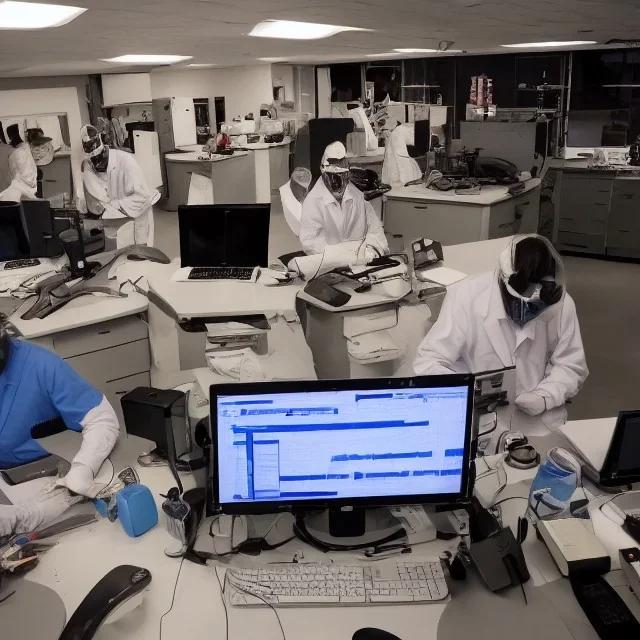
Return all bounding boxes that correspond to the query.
[227,559,448,607]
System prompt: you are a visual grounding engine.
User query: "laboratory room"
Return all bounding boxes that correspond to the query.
[4,2,640,639]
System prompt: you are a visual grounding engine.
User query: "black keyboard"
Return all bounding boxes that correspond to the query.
[570,573,640,639]
[3,258,41,270]
[187,266,255,281]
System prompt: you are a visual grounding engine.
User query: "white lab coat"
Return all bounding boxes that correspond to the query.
[382,124,422,186]
[279,181,302,237]
[299,180,388,255]
[83,148,157,247]
[0,142,11,193]
[413,270,588,413]
[0,142,37,201]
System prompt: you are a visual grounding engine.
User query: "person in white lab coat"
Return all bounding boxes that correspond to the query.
[81,124,158,247]
[0,124,38,202]
[414,235,588,419]
[0,127,11,194]
[299,141,388,257]
[382,123,422,186]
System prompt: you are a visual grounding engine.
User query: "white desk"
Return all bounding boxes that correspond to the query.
[383,179,541,246]
[10,412,639,640]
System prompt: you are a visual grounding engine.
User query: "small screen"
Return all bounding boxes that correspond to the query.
[215,385,470,506]
[613,415,640,474]
[178,204,270,268]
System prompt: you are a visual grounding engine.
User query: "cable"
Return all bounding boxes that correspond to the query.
[214,567,229,640]
[226,572,287,640]
[159,558,185,640]
[493,496,529,508]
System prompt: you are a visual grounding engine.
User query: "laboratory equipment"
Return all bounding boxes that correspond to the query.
[528,447,581,520]
[178,204,270,271]
[210,374,475,532]
[227,559,448,606]
[186,266,258,281]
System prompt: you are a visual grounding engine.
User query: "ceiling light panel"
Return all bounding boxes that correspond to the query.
[0,1,86,29]
[187,63,217,68]
[103,55,193,65]
[249,20,369,40]
[501,41,597,48]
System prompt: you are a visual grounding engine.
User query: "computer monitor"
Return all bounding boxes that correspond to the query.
[178,204,270,269]
[20,200,64,258]
[595,410,640,487]
[0,201,30,261]
[210,375,475,515]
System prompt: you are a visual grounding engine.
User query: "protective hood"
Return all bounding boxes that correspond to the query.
[321,141,350,200]
[498,234,565,326]
[81,124,109,172]
[382,123,422,186]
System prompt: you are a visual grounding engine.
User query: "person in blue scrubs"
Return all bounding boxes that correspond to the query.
[0,312,120,496]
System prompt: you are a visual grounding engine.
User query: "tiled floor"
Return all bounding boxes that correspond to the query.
[154,200,640,421]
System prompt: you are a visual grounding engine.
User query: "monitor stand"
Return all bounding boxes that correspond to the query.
[297,507,404,549]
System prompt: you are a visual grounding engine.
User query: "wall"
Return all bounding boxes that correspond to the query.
[0,81,87,200]
[272,64,294,103]
[150,65,273,120]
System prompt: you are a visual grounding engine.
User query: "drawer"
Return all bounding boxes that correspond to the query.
[557,231,605,254]
[65,339,150,388]
[607,245,640,260]
[488,200,520,238]
[104,372,151,428]
[560,177,612,207]
[52,316,148,358]
[607,228,640,250]
[558,215,607,235]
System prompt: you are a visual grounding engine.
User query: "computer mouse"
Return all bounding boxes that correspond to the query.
[353,628,402,640]
[126,246,171,264]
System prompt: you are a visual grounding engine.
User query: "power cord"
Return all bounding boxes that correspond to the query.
[214,567,229,640]
[159,558,185,640]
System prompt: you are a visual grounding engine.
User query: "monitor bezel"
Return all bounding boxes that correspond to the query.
[600,410,640,487]
[210,375,475,515]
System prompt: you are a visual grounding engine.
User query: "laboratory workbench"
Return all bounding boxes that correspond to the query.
[383,179,541,245]
[6,410,640,640]
[547,164,640,258]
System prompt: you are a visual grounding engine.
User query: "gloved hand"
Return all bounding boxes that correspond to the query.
[59,463,97,498]
[355,244,378,266]
[515,393,547,416]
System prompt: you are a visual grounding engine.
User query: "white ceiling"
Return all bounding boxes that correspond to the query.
[0,0,639,77]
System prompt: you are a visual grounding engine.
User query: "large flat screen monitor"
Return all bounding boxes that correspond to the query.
[211,375,475,514]
[178,204,270,269]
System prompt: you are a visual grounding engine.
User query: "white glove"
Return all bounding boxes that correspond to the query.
[59,463,98,498]
[515,393,547,416]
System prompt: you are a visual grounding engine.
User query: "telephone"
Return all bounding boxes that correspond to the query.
[412,238,443,269]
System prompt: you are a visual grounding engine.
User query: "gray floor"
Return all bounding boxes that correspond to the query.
[154,200,640,421]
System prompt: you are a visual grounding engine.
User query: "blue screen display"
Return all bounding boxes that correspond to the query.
[216,385,469,505]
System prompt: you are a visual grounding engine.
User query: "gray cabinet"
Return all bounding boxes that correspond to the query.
[607,179,640,259]
[30,315,151,429]
[41,155,72,200]
[556,173,613,255]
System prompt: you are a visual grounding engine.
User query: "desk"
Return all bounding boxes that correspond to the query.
[11,411,639,640]
[232,139,292,195]
[164,150,253,211]
[383,179,541,245]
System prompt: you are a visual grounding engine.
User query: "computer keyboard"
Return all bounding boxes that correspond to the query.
[227,559,448,607]
[187,266,257,281]
[2,258,41,270]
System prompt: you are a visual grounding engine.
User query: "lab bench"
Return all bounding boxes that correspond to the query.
[382,179,541,246]
[28,315,151,426]
[553,167,640,258]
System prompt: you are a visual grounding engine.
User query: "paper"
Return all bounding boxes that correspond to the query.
[419,266,468,286]
[559,418,617,472]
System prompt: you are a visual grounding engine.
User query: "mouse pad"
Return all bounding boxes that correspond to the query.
[437,570,597,640]
[1,577,66,640]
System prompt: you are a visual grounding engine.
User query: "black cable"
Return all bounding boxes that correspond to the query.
[159,558,185,639]
[493,496,529,508]
[214,567,229,640]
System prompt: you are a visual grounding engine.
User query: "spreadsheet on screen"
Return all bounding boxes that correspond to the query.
[216,386,469,505]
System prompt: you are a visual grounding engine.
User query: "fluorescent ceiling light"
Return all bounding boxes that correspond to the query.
[258,57,290,63]
[501,41,596,48]
[394,48,438,53]
[102,54,193,65]
[0,1,86,29]
[249,19,369,40]
[187,63,217,68]
[366,52,401,57]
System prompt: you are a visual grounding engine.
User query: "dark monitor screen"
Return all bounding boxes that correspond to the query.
[0,201,30,261]
[601,411,640,486]
[20,200,63,258]
[178,204,270,268]
[210,375,475,514]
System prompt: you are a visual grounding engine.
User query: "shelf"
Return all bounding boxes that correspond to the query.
[517,85,567,91]
[402,84,441,88]
[602,84,640,88]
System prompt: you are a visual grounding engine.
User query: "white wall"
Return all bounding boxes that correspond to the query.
[102,73,153,106]
[150,65,273,121]
[0,86,85,200]
[272,64,295,103]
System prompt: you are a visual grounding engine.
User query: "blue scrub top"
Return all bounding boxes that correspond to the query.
[0,339,103,468]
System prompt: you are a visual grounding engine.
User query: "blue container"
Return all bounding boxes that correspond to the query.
[116,485,159,537]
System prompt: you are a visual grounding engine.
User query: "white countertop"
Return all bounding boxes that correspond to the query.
[147,262,302,319]
[165,150,249,163]
[385,177,541,206]
[232,137,291,151]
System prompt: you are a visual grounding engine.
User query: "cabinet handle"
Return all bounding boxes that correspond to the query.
[563,242,588,248]
[623,194,634,199]
[499,220,515,228]
[618,229,630,233]
[115,390,128,395]
[413,205,428,210]
[44,179,58,183]
[560,217,575,221]
[597,189,610,193]
[98,330,111,335]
